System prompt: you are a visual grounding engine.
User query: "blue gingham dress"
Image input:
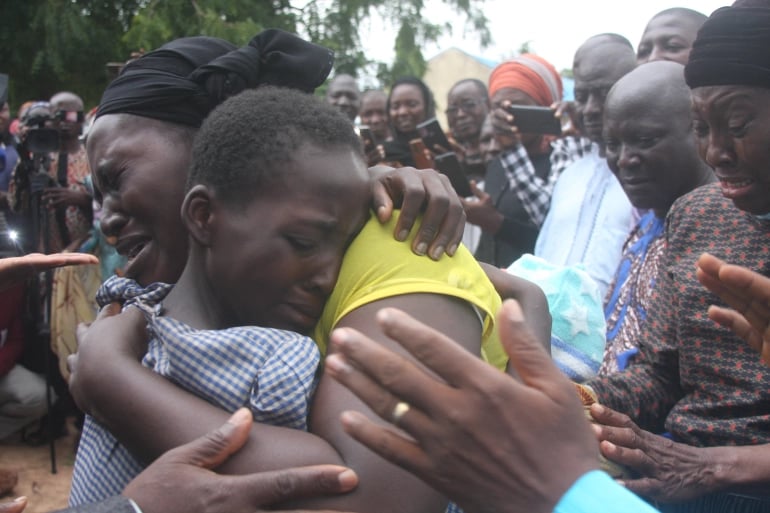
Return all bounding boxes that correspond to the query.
[69,276,320,506]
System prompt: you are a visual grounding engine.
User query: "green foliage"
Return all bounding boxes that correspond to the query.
[0,0,139,108]
[0,0,490,110]
[385,22,426,83]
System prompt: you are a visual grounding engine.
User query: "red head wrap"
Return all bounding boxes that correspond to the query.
[488,54,563,106]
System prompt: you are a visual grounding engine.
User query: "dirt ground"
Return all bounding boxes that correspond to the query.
[0,418,77,513]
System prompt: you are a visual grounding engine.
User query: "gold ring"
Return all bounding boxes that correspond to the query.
[391,401,410,425]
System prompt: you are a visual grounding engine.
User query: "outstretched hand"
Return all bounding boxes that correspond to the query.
[123,408,358,513]
[325,300,599,513]
[0,497,26,513]
[696,252,770,363]
[0,252,98,291]
[370,165,465,260]
[590,403,718,503]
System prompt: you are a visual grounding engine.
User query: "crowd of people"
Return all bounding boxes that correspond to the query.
[1,1,770,513]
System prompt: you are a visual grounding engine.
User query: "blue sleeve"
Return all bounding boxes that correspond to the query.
[52,496,140,513]
[554,470,660,513]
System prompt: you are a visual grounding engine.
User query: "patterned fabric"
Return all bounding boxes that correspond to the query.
[507,254,607,382]
[534,149,632,297]
[599,212,666,376]
[588,184,770,447]
[498,136,593,228]
[51,176,126,381]
[53,496,140,513]
[50,260,101,381]
[50,146,92,247]
[70,276,320,506]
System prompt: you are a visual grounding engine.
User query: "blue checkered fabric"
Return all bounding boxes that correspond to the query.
[499,136,594,227]
[69,276,320,506]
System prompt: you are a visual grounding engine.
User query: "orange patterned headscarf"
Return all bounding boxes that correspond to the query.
[488,53,563,106]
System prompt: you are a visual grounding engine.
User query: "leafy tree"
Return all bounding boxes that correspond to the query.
[0,0,491,109]
[0,0,140,108]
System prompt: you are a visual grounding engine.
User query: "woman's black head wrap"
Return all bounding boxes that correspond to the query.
[96,29,334,127]
[684,5,770,89]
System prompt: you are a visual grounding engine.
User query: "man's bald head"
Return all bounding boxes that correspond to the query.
[572,34,636,144]
[603,61,712,215]
[637,8,707,65]
[326,74,361,122]
[50,91,84,111]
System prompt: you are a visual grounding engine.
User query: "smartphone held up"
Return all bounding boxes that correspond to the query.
[504,105,562,135]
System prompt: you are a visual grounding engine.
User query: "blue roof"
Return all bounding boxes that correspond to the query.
[562,76,574,101]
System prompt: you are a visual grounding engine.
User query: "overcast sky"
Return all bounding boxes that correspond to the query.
[358,0,727,75]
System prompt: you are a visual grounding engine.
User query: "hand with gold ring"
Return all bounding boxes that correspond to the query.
[325,300,600,513]
[390,401,410,426]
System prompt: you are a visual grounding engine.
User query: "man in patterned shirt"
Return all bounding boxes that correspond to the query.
[598,61,715,376]
[587,5,770,511]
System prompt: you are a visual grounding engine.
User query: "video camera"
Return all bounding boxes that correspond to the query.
[20,101,61,155]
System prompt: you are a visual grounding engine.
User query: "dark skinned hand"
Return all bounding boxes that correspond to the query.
[69,303,148,416]
[696,252,770,364]
[460,180,503,234]
[123,408,358,513]
[590,403,719,503]
[0,497,26,513]
[325,300,599,513]
[42,187,91,209]
[370,165,465,260]
[0,252,98,291]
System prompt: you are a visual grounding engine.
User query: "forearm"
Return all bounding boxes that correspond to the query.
[712,444,770,496]
[480,262,551,350]
[79,349,342,473]
[292,294,482,513]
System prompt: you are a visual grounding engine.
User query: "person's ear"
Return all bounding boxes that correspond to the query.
[181,184,215,247]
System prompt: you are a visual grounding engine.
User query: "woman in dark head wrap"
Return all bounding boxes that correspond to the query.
[589,3,770,512]
[72,27,505,513]
[89,30,462,288]
[89,29,334,287]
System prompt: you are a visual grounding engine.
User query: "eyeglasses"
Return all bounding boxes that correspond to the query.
[445,98,483,117]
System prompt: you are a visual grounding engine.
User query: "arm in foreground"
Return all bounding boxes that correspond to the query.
[69,307,345,474]
[70,296,468,512]
[0,252,98,291]
[480,262,551,351]
[42,409,356,513]
[299,294,484,513]
[325,299,643,513]
[696,252,770,363]
[123,408,356,513]
[591,403,770,502]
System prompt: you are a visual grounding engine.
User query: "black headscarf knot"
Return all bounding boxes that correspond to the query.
[97,29,334,127]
